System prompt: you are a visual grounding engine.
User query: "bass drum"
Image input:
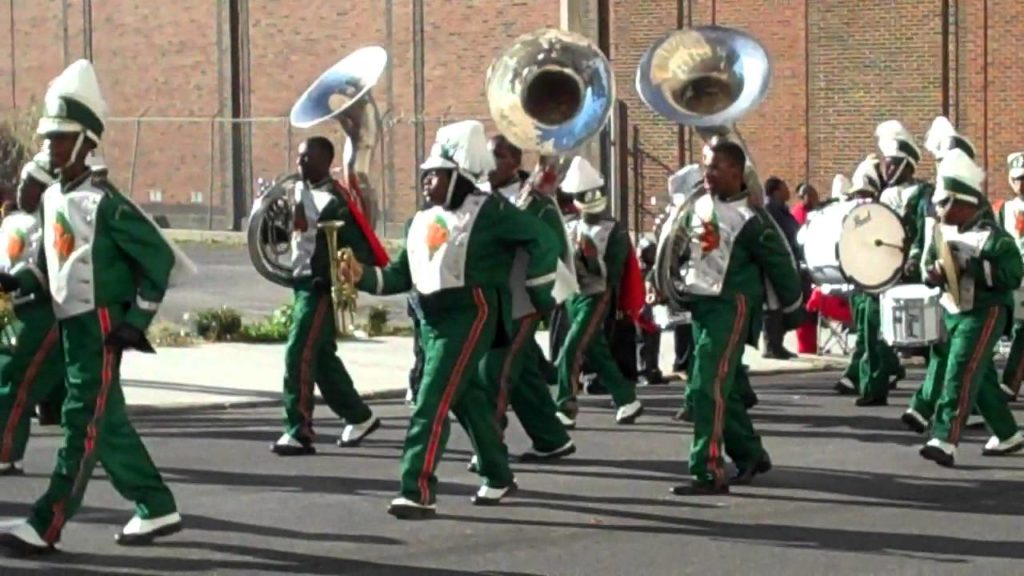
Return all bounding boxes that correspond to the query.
[798,199,857,286]
[838,202,907,293]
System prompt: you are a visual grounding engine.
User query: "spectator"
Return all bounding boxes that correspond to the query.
[790,182,820,226]
[761,176,799,359]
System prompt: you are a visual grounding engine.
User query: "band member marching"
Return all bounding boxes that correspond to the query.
[270,136,387,456]
[342,120,560,519]
[474,136,575,466]
[994,152,1024,399]
[918,149,1024,466]
[0,154,65,477]
[674,141,803,495]
[554,156,644,428]
[0,60,195,553]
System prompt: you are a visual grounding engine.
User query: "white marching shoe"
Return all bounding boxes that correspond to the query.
[615,400,643,424]
[338,415,381,447]
[982,431,1024,456]
[387,497,436,520]
[115,512,183,546]
[0,520,56,555]
[471,481,518,506]
[919,438,956,467]
[0,460,24,476]
[556,411,576,429]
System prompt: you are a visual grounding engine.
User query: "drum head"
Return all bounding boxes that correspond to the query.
[838,203,906,293]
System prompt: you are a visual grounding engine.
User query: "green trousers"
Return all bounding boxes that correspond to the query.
[401,287,513,505]
[682,363,754,412]
[932,306,1019,445]
[555,293,637,410]
[283,287,371,443]
[909,341,948,421]
[0,302,64,463]
[841,293,900,398]
[688,294,765,487]
[1002,320,1024,395]
[482,314,570,453]
[29,306,176,544]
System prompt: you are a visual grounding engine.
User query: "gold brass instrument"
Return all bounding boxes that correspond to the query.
[933,223,961,307]
[636,25,772,308]
[318,221,358,337]
[247,46,388,287]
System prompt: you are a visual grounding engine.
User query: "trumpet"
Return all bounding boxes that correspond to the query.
[318,221,358,337]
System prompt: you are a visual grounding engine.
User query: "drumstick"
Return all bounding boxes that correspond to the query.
[873,239,903,249]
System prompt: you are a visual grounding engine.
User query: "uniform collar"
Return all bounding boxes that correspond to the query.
[61,167,94,192]
[720,189,750,204]
[308,176,335,191]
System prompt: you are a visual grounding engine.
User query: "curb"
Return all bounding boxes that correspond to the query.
[126,388,409,417]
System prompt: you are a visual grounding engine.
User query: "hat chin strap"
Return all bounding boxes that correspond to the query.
[59,132,87,172]
[442,170,458,207]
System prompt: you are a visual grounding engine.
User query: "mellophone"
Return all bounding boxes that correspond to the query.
[799,200,948,349]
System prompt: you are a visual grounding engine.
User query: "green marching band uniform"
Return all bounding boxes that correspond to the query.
[676,152,803,493]
[0,60,195,553]
[994,151,1024,399]
[901,117,983,433]
[0,154,65,476]
[270,174,383,456]
[353,121,560,519]
[475,168,575,466]
[912,149,1024,467]
[555,157,642,427]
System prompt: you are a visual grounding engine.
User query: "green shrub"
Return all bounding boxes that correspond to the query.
[367,305,388,336]
[0,105,41,196]
[189,306,243,341]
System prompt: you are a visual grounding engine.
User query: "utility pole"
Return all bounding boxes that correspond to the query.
[412,0,425,207]
[228,0,249,231]
[83,0,93,60]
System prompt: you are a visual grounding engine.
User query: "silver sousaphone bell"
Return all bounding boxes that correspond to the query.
[247,46,388,287]
[485,28,615,156]
[635,26,773,308]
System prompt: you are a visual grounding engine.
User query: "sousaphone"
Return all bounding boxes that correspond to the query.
[247,46,387,287]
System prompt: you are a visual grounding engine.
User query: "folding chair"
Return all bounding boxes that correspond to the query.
[808,285,855,356]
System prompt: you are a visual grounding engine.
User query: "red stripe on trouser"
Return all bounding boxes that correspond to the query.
[298,296,329,441]
[495,314,539,435]
[949,307,998,444]
[1012,335,1024,394]
[0,327,59,462]
[709,295,747,488]
[44,308,114,544]
[570,294,610,397]
[418,288,489,505]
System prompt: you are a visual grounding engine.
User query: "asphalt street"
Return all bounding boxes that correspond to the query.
[159,243,411,326]
[4,370,1024,575]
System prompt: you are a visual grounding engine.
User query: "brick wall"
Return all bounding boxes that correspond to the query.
[1,0,1022,234]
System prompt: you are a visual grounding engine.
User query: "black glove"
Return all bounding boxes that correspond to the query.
[311,277,331,292]
[0,272,19,293]
[105,323,156,353]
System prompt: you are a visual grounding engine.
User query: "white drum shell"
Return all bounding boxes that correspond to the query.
[838,202,906,293]
[798,200,854,286]
[881,284,944,347]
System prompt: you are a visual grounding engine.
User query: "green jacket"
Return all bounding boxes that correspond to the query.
[291,178,375,289]
[566,214,629,296]
[925,213,1024,313]
[906,181,936,272]
[15,170,180,332]
[358,189,559,323]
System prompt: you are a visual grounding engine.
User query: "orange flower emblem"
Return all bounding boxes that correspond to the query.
[1014,211,1024,236]
[698,220,720,254]
[53,212,75,264]
[425,216,449,258]
[6,230,25,261]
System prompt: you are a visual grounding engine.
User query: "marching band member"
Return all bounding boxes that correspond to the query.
[901,118,979,433]
[475,135,575,466]
[995,151,1024,399]
[343,120,559,519]
[0,154,64,477]
[833,156,904,403]
[270,136,388,456]
[0,60,192,552]
[918,149,1024,466]
[554,156,643,428]
[673,141,802,495]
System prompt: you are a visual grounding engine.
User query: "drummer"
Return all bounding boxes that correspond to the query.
[918,149,1024,466]
[996,151,1024,399]
[833,155,905,405]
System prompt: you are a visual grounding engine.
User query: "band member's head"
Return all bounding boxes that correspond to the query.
[848,155,883,199]
[876,120,921,187]
[561,156,606,215]
[925,116,976,164]
[1008,152,1024,196]
[420,120,495,207]
[764,176,790,204]
[933,149,986,226]
[36,60,107,176]
[296,137,334,184]
[796,182,819,207]
[487,135,523,189]
[703,141,746,199]
[17,152,57,213]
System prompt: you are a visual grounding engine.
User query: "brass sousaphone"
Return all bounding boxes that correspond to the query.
[635,25,772,308]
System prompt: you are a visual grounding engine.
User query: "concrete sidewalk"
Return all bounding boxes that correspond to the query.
[121,331,847,413]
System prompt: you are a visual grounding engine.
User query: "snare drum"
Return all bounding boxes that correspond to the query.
[880,284,944,347]
[798,200,855,286]
[838,202,907,293]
